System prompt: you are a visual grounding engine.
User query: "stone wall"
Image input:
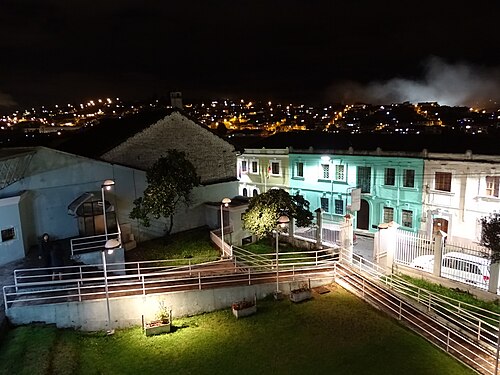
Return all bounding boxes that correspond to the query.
[102,112,236,184]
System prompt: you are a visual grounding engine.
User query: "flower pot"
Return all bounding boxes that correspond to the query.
[290,289,312,303]
[232,304,257,318]
[144,320,171,336]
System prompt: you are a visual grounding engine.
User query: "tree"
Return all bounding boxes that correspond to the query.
[130,150,200,235]
[480,212,500,263]
[242,189,313,238]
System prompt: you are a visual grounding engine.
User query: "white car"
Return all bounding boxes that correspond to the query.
[409,251,490,288]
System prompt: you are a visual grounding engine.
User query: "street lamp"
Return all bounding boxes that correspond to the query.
[101,179,115,239]
[220,198,231,253]
[101,179,115,335]
[275,214,290,298]
[102,238,120,335]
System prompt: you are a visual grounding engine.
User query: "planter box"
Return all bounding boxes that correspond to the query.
[144,321,171,336]
[290,289,312,303]
[232,304,257,318]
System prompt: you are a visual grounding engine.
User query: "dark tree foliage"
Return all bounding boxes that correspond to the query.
[480,213,500,263]
[242,189,313,238]
[130,150,200,235]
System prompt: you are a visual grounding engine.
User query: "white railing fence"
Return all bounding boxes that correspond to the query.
[395,229,434,266]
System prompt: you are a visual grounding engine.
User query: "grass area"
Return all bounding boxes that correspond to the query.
[399,273,500,314]
[242,237,298,255]
[125,227,220,264]
[0,288,475,375]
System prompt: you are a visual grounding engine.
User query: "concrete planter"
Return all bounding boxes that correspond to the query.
[144,321,171,336]
[232,304,257,318]
[290,289,312,303]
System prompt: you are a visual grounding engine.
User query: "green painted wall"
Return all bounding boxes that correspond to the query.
[288,153,424,233]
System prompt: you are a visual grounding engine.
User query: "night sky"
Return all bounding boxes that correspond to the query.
[1,1,499,109]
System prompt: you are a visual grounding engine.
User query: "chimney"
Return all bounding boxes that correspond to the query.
[170,92,183,109]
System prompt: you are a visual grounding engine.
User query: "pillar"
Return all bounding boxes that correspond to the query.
[432,231,444,278]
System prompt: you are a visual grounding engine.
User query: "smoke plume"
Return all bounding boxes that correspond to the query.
[328,57,500,108]
[0,90,16,107]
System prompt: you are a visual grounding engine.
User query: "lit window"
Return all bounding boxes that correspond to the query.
[335,165,345,181]
[320,197,329,212]
[384,168,395,186]
[403,169,415,188]
[1,227,15,242]
[435,172,452,192]
[383,207,394,223]
[321,164,330,179]
[402,210,413,228]
[486,176,500,197]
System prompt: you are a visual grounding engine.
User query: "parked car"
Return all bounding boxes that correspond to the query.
[409,251,490,288]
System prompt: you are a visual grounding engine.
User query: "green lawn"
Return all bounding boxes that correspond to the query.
[399,273,500,313]
[0,288,474,375]
[125,227,220,264]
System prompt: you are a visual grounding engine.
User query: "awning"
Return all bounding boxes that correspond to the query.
[67,192,114,217]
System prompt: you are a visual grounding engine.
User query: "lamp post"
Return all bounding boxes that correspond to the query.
[101,179,115,240]
[102,238,120,335]
[101,179,115,334]
[275,215,290,298]
[220,198,231,253]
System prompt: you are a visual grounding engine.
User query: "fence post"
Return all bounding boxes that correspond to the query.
[489,262,500,294]
[433,231,444,278]
[198,272,202,290]
[340,214,354,264]
[315,208,323,249]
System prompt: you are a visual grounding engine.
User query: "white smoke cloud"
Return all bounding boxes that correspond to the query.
[328,57,500,108]
[0,90,16,107]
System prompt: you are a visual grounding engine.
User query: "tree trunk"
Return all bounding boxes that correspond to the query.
[165,214,174,236]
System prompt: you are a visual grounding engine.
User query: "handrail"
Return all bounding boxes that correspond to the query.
[3,261,336,308]
[335,262,497,375]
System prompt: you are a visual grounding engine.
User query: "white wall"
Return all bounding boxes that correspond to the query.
[423,158,500,242]
[0,194,25,265]
[1,148,239,252]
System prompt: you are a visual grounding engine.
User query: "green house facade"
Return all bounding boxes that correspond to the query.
[288,151,424,233]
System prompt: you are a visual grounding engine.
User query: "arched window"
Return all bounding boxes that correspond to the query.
[253,189,258,197]
[242,188,248,197]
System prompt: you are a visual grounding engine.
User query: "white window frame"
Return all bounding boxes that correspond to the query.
[295,161,304,178]
[269,160,281,176]
[402,209,413,228]
[383,206,394,223]
[485,176,500,198]
[320,163,330,180]
[249,159,259,175]
[240,159,248,174]
[334,164,346,182]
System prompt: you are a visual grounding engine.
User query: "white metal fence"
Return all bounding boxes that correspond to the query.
[395,229,434,266]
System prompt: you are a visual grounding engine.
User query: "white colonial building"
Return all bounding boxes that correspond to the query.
[422,151,500,243]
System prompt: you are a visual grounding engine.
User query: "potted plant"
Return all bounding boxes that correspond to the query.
[290,283,312,303]
[144,301,172,336]
[231,297,257,318]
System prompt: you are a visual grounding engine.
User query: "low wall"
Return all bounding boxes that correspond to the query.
[394,263,499,302]
[6,277,334,331]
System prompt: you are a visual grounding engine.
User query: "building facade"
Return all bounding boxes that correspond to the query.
[237,148,289,197]
[422,152,500,243]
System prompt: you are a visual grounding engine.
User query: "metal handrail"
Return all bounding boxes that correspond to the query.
[335,262,497,375]
[3,261,336,308]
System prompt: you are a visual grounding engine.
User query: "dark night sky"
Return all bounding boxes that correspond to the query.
[1,0,499,109]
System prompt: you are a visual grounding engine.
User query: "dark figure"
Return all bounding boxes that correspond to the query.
[39,233,62,280]
[38,233,53,268]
